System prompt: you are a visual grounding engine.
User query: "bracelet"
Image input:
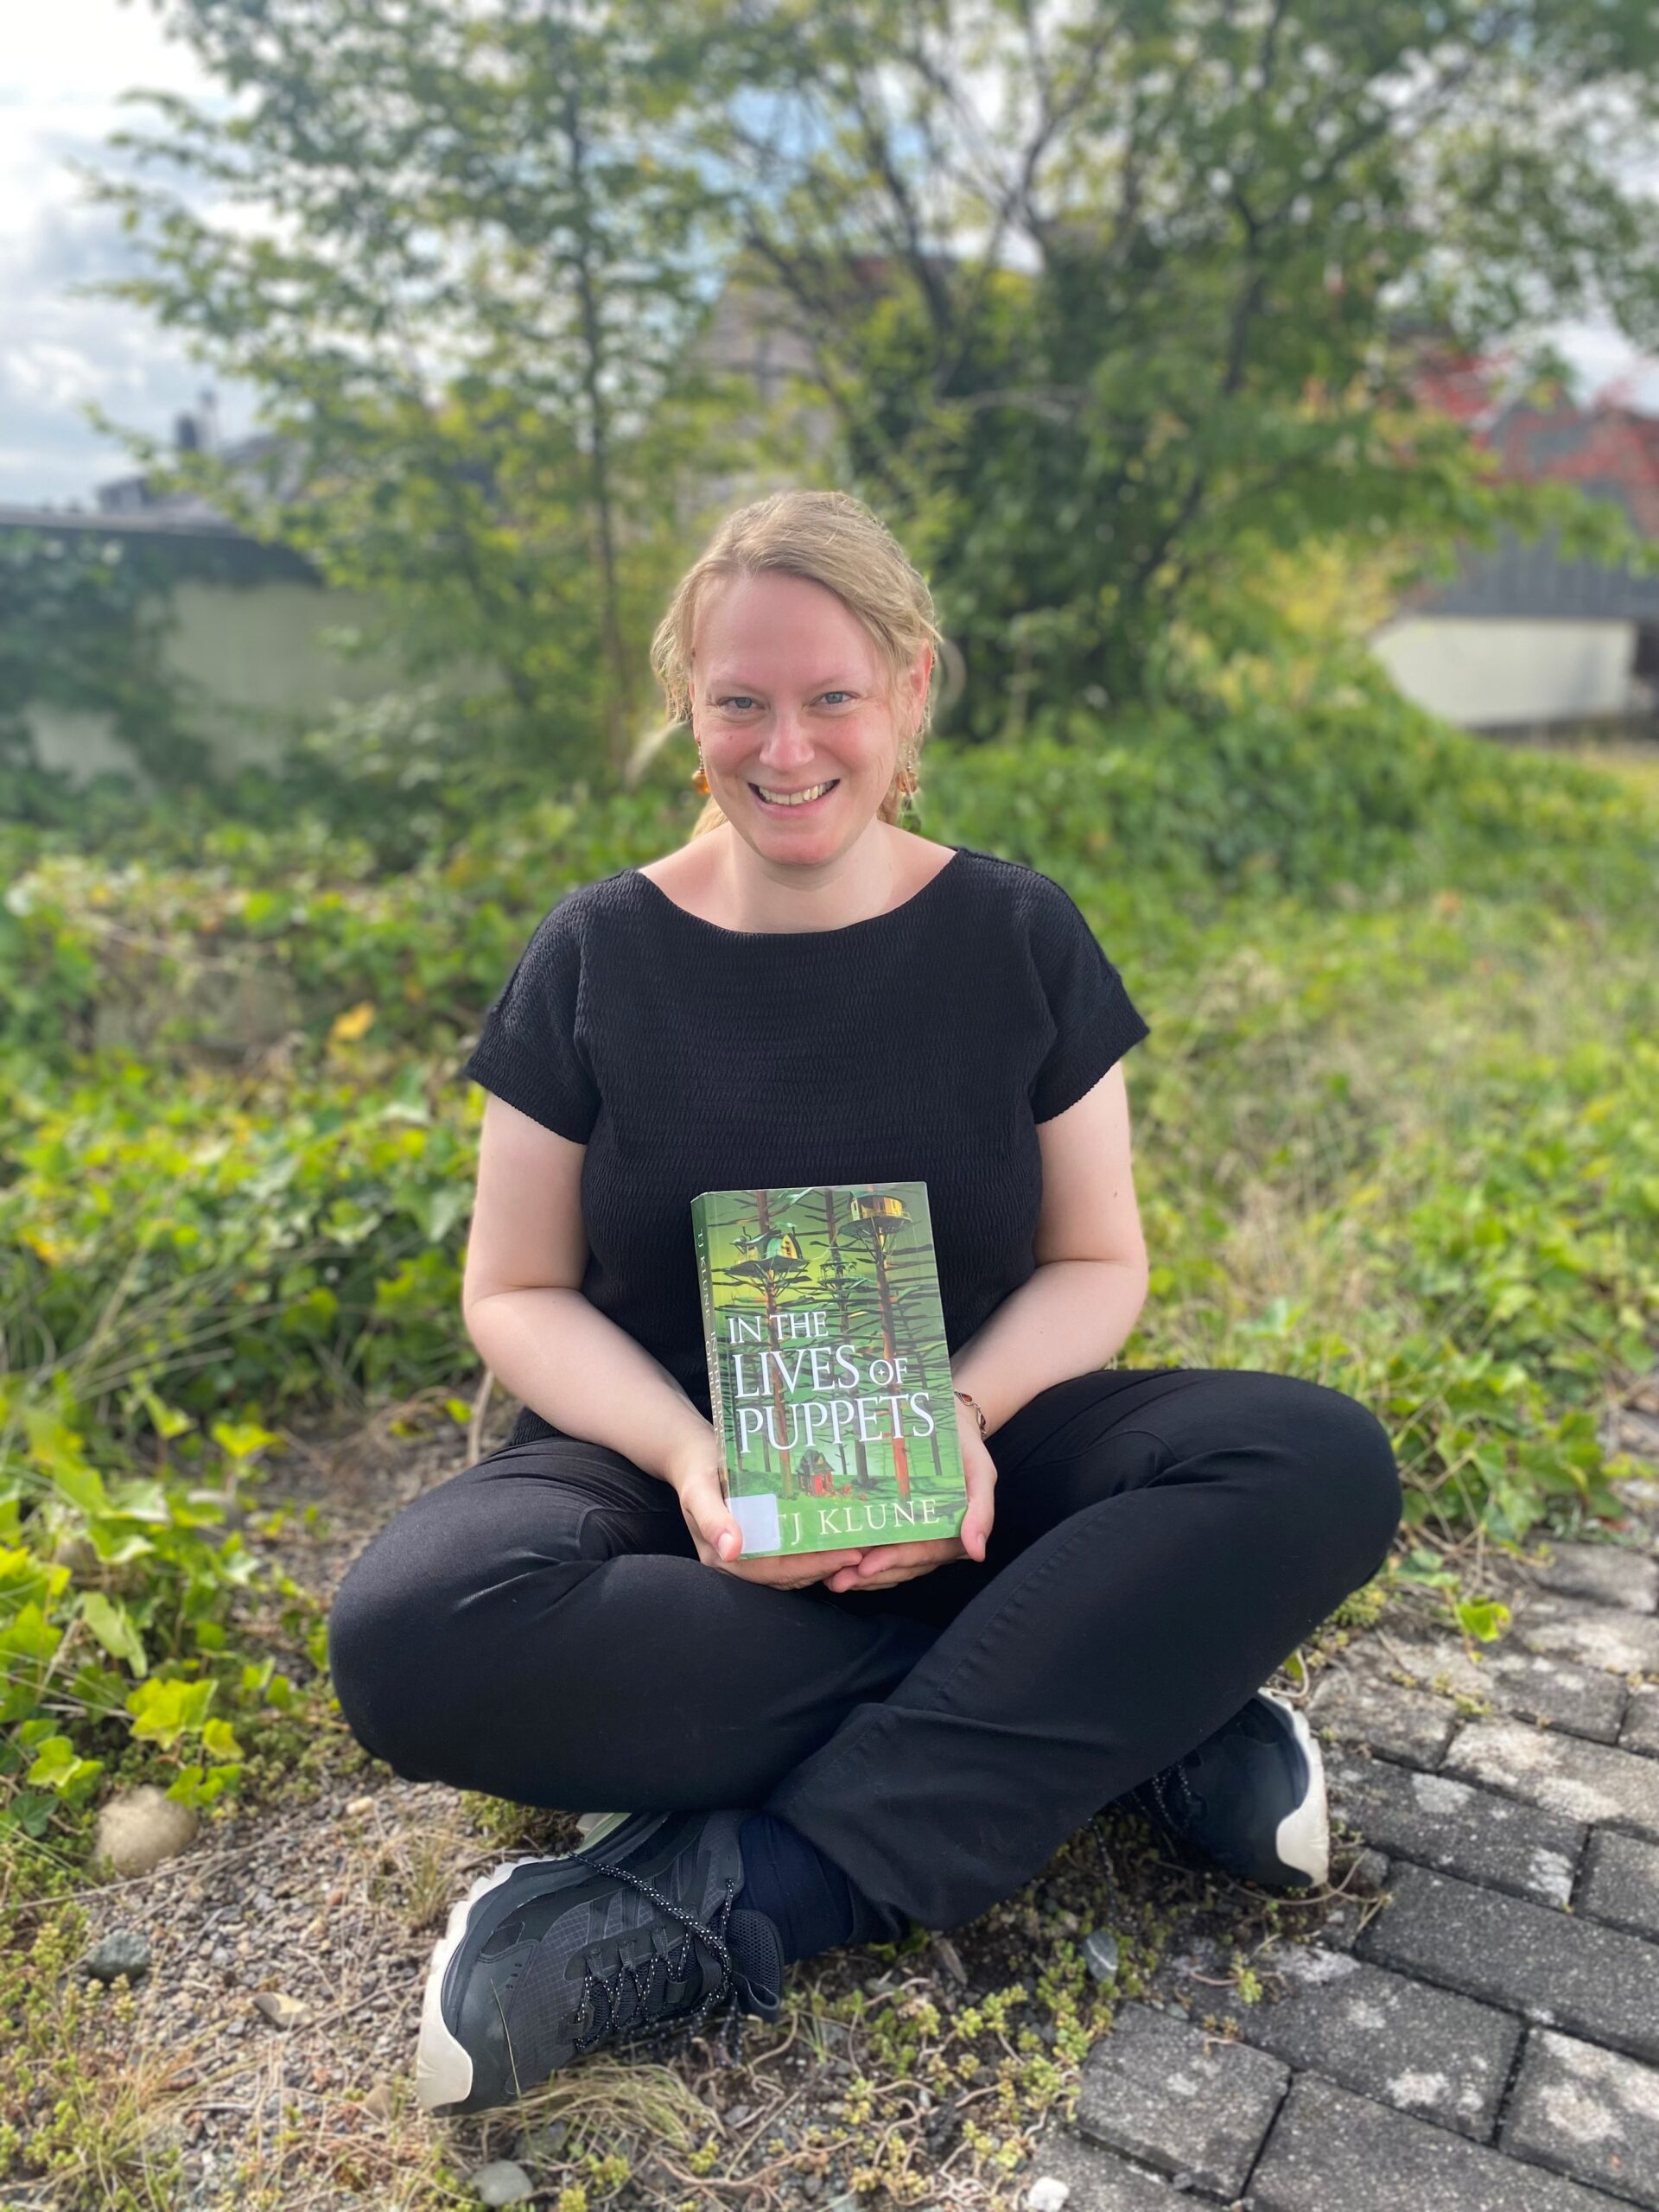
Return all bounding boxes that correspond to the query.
[953,1388,988,1440]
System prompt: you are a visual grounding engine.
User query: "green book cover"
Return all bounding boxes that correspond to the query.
[690,1179,969,1559]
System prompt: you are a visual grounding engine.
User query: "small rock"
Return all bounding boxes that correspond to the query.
[524,2119,568,2158]
[361,2080,395,2120]
[252,1889,276,1913]
[931,1935,968,1984]
[92,1787,198,1878]
[80,1929,152,1984]
[801,2180,822,2202]
[1171,2174,1196,2194]
[1026,2179,1072,2211]
[251,1990,308,2029]
[723,2102,757,2128]
[1320,1902,1362,1951]
[1348,1849,1390,1896]
[1082,1928,1120,1982]
[345,1796,376,1817]
[470,2161,533,2206]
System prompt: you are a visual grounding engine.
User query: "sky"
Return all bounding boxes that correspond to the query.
[3,1,1659,512]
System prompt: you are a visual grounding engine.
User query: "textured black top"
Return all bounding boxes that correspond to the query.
[461,844,1150,1449]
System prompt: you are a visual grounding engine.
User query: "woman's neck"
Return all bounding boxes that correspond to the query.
[645,823,954,935]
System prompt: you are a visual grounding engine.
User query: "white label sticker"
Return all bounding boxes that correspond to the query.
[729,1492,782,1554]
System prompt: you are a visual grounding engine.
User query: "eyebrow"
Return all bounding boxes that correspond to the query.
[707,674,863,692]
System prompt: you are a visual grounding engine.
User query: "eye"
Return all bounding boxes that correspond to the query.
[716,696,756,711]
[821,690,855,706]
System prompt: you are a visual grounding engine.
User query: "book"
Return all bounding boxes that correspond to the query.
[690,1179,970,1558]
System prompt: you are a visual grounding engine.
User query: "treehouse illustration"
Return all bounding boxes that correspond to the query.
[728,1222,809,1283]
[849,1190,912,1240]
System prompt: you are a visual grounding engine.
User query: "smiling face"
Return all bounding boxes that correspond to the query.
[691,570,928,861]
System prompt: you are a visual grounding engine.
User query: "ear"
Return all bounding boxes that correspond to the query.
[908,644,933,728]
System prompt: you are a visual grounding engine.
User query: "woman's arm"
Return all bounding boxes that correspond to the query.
[461,1094,713,1483]
[950,1061,1149,1435]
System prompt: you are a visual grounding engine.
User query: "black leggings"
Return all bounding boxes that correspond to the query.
[327,1364,1401,1930]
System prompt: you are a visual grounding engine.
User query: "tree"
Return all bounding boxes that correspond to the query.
[680,0,1659,722]
[84,0,753,780]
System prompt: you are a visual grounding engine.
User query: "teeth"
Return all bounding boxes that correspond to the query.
[755,780,835,805]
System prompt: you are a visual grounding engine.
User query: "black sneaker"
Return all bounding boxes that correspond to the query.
[1118,1690,1330,1891]
[414,1808,785,2116]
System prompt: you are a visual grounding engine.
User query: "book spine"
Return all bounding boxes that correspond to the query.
[690,1194,730,1498]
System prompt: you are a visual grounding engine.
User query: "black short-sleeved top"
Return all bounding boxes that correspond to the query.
[461,843,1150,1447]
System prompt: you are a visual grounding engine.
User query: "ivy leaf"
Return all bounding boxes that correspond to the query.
[79,1590,149,1678]
[1456,1599,1511,1644]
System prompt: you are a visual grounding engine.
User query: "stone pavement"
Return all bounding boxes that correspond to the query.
[1021,1398,1659,2212]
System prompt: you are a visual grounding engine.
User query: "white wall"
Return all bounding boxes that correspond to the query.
[27,577,406,787]
[1369,614,1637,728]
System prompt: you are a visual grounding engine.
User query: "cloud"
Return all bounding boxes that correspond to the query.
[0,1,259,505]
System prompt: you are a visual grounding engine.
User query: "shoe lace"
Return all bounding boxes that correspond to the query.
[1128,1748,1200,1840]
[571,1863,741,2060]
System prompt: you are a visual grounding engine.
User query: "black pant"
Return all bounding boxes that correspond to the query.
[327,1364,1401,1930]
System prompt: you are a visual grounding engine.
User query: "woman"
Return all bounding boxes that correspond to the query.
[327,488,1402,2120]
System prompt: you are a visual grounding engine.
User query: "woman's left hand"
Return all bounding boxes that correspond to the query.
[823,1404,997,1593]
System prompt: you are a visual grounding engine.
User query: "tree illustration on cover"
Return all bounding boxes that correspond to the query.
[692,1179,968,1556]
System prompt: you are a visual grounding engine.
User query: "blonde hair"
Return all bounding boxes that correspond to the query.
[648,488,944,842]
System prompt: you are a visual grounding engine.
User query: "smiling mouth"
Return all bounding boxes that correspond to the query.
[750,779,840,806]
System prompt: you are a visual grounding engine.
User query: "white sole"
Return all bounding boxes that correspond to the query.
[1263,1694,1331,1887]
[413,1809,636,2113]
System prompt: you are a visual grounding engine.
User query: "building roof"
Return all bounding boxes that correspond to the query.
[1404,388,1659,623]
[0,502,315,581]
[0,503,246,539]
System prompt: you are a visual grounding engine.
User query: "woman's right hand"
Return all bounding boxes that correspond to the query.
[667,1442,867,1592]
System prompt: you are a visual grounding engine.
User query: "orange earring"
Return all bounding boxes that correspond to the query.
[690,749,710,795]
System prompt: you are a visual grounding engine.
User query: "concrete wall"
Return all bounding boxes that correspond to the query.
[1369,614,1639,729]
[27,576,405,788]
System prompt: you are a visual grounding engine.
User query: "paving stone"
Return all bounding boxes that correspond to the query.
[1616,1471,1659,1524]
[1357,1862,1659,2064]
[1530,1542,1659,1615]
[1503,2027,1659,2208]
[1329,1748,1584,1906]
[1514,1599,1659,1679]
[1018,2126,1191,2209]
[1624,1686,1659,1758]
[1349,1632,1627,1743]
[1213,1942,1521,2139]
[1073,2000,1288,2197]
[1444,1719,1659,1841]
[1251,2072,1628,2211]
[1308,1669,1453,1765]
[1578,1829,1659,1943]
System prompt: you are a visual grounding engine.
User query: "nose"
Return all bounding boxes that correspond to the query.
[755,715,816,767]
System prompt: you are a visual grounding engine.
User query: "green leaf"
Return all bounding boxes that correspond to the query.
[126,1674,216,1748]
[211,1421,283,1465]
[79,1590,149,1678]
[1455,1598,1511,1644]
[26,1734,105,1802]
[200,1716,243,1761]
